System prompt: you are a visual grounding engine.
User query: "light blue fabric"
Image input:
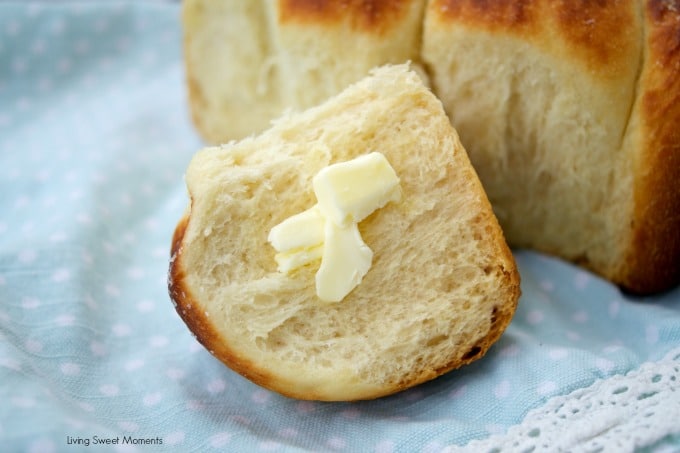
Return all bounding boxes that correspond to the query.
[1,2,679,452]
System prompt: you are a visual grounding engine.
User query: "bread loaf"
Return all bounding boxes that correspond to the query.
[421,0,680,294]
[182,0,427,143]
[169,64,520,401]
[181,0,680,294]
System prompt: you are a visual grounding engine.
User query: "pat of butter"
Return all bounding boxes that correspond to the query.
[313,152,401,227]
[267,205,325,253]
[268,152,401,302]
[315,222,373,302]
[275,244,324,274]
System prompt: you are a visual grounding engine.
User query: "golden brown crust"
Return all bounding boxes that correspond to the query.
[168,210,519,401]
[169,214,288,396]
[621,0,680,294]
[278,0,415,34]
[428,0,638,76]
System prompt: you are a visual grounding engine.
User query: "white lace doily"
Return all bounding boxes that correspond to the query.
[446,348,680,453]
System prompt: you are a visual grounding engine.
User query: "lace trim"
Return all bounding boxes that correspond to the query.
[446,348,680,452]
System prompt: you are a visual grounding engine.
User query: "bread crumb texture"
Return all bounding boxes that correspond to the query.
[169,64,520,401]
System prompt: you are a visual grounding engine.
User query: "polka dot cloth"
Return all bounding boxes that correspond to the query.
[0,2,679,452]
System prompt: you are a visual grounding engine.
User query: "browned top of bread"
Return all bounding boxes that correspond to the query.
[429,0,638,77]
[279,0,416,33]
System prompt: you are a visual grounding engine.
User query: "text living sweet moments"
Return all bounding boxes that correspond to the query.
[66,435,163,447]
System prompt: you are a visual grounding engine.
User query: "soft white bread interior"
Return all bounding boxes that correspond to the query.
[422,0,680,294]
[182,0,427,144]
[169,64,520,401]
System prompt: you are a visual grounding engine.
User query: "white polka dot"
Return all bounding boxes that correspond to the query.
[493,380,511,399]
[166,367,185,381]
[189,340,204,353]
[375,440,395,453]
[259,440,281,451]
[603,344,623,354]
[57,57,72,74]
[37,76,52,92]
[204,378,225,395]
[51,268,70,282]
[90,341,107,356]
[11,396,36,408]
[49,232,67,243]
[595,358,615,373]
[15,195,29,208]
[34,169,51,182]
[128,268,146,280]
[125,359,145,371]
[22,297,40,309]
[74,39,90,55]
[28,439,55,453]
[79,402,95,412]
[574,271,590,289]
[31,39,46,55]
[296,401,316,414]
[549,348,569,360]
[136,300,154,312]
[278,428,297,439]
[25,339,43,353]
[186,400,204,411]
[449,384,467,399]
[5,20,21,36]
[55,314,75,326]
[572,310,589,323]
[118,421,139,433]
[0,357,21,371]
[566,331,581,341]
[60,362,80,376]
[209,432,232,448]
[150,336,168,348]
[609,300,621,318]
[164,431,185,446]
[84,294,98,310]
[76,213,92,225]
[112,324,131,337]
[251,389,270,404]
[100,384,119,396]
[341,407,361,419]
[145,217,159,231]
[11,57,27,74]
[50,18,65,35]
[527,310,544,325]
[27,3,44,17]
[18,249,36,263]
[93,17,109,32]
[143,392,162,407]
[536,381,557,396]
[105,284,121,297]
[500,344,520,357]
[645,324,659,345]
[539,280,554,292]
[326,437,346,450]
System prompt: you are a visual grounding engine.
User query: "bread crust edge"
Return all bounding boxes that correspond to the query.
[168,208,520,401]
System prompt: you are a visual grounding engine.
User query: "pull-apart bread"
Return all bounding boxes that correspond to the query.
[169,64,520,401]
[422,0,680,294]
[182,0,427,143]
[181,0,680,295]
